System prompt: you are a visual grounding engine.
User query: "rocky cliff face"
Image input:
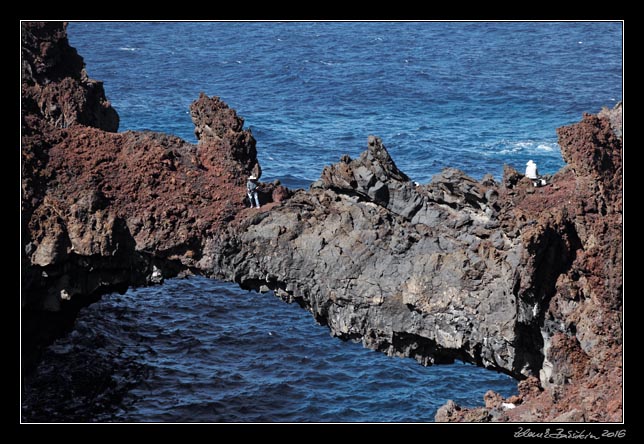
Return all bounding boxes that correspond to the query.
[21,22,265,368]
[436,104,623,422]
[21,22,622,422]
[209,135,533,376]
[21,22,119,132]
[208,108,622,422]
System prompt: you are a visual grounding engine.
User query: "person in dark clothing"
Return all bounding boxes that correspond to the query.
[247,175,260,208]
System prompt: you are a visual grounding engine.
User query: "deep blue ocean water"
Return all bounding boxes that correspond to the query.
[22,22,622,423]
[23,277,522,422]
[68,21,622,188]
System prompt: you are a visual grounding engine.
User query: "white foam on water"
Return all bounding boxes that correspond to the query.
[490,139,560,158]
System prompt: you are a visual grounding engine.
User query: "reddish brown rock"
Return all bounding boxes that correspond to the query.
[434,103,622,422]
[518,376,543,399]
[435,400,491,423]
[190,92,260,182]
[20,23,290,369]
[271,185,291,203]
[21,22,118,132]
[484,390,503,409]
[598,102,622,138]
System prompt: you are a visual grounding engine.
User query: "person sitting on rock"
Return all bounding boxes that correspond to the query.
[247,175,261,208]
[525,160,546,187]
